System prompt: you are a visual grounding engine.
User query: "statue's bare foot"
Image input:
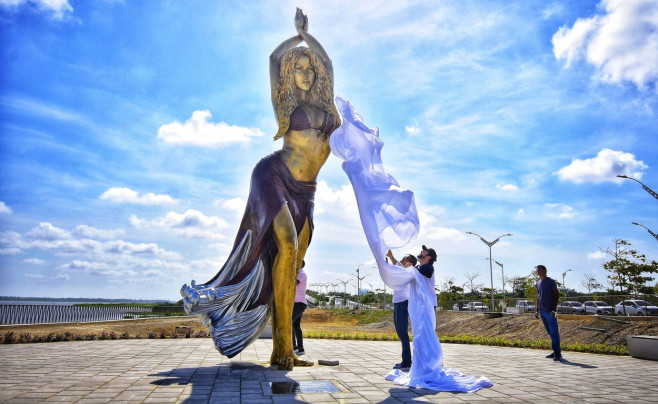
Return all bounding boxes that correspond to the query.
[294,357,313,367]
[277,355,294,370]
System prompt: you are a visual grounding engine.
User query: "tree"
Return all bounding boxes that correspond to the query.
[601,239,658,297]
[439,275,456,292]
[464,272,484,294]
[581,273,603,294]
[508,276,525,297]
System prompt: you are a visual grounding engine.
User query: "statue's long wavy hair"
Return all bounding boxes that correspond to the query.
[274,47,340,140]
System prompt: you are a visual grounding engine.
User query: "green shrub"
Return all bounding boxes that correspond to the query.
[18,333,32,343]
[3,331,16,344]
[47,332,63,342]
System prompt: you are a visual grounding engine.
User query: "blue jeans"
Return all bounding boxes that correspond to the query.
[539,309,561,356]
[393,300,411,366]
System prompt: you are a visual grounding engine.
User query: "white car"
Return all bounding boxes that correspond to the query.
[615,300,658,316]
[583,300,614,315]
[465,301,490,312]
[557,301,585,314]
[515,300,536,312]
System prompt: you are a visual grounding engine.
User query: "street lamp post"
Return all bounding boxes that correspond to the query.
[338,279,352,294]
[466,232,513,311]
[352,264,370,298]
[561,269,572,292]
[632,222,658,244]
[617,175,658,201]
[485,258,505,296]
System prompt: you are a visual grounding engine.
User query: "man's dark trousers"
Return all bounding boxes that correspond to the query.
[393,300,411,366]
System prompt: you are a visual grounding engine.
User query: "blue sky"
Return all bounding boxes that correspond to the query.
[1,0,657,300]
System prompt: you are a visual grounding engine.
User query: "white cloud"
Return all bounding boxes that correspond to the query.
[496,183,518,192]
[0,202,12,214]
[0,0,73,19]
[588,250,607,260]
[157,110,264,147]
[4,222,179,258]
[405,125,421,136]
[130,209,229,239]
[552,0,658,90]
[57,257,187,279]
[314,181,358,216]
[24,222,71,241]
[0,231,22,254]
[213,197,247,212]
[104,240,167,256]
[23,258,45,265]
[544,203,576,219]
[100,187,178,206]
[555,148,648,184]
[72,225,125,240]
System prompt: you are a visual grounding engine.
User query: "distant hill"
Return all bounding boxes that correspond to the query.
[0,296,176,304]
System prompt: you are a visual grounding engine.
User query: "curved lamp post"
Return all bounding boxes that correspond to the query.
[353,263,370,298]
[632,222,658,244]
[466,232,513,311]
[485,258,505,296]
[617,175,658,201]
[338,279,352,294]
[561,268,572,292]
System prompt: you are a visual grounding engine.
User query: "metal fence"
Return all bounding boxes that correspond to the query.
[0,305,185,325]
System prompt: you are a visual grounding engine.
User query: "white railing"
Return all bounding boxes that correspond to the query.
[0,305,157,325]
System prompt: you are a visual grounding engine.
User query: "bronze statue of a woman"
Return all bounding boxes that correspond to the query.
[180,8,340,370]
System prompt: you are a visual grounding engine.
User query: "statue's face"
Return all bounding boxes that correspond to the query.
[293,55,315,92]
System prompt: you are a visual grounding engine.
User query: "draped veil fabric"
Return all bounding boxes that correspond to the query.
[330,96,493,393]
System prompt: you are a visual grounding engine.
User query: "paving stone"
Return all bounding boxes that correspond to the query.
[2,338,658,403]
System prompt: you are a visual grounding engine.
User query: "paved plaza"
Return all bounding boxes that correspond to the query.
[1,338,657,403]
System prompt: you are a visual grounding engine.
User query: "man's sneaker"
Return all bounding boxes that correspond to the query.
[296,348,305,355]
[393,362,411,369]
[553,355,562,362]
[546,352,555,358]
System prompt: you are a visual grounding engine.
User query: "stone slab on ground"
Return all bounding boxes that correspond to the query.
[1,338,657,403]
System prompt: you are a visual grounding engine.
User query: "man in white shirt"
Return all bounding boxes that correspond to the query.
[386,250,417,370]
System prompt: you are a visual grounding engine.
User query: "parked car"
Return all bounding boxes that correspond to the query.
[557,301,585,314]
[583,301,614,315]
[465,301,490,312]
[515,300,536,312]
[615,300,658,316]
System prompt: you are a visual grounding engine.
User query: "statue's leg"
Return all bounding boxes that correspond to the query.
[295,219,311,277]
[269,205,298,370]
[292,219,313,367]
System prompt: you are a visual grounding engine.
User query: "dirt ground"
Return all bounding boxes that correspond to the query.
[2,309,656,348]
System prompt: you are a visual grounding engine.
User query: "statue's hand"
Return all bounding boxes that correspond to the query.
[295,7,308,33]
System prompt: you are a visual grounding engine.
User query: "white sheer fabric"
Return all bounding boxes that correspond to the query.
[330,97,493,393]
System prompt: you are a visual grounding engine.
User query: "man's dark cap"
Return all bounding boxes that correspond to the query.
[422,245,437,261]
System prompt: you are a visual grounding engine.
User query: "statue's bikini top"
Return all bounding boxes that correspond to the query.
[289,106,329,133]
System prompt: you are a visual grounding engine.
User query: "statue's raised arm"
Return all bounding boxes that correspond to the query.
[270,8,336,132]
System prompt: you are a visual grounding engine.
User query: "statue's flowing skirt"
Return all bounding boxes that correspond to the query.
[330,96,493,392]
[180,151,316,358]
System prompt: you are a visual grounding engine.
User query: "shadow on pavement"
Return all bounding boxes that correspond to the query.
[149,364,307,404]
[558,358,597,369]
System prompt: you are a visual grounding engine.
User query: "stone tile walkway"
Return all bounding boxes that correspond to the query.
[1,338,656,403]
